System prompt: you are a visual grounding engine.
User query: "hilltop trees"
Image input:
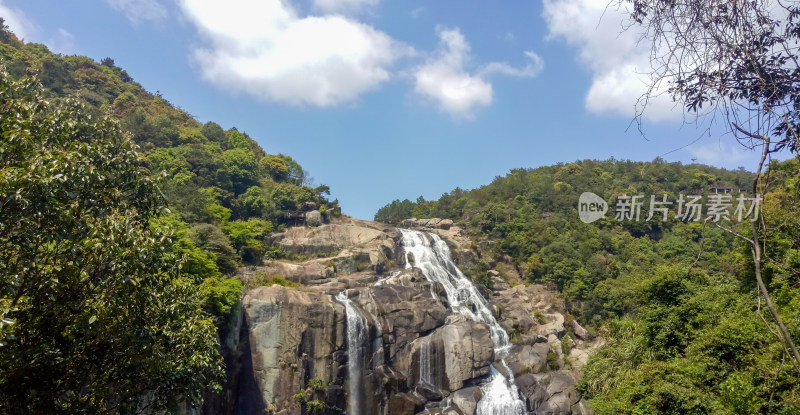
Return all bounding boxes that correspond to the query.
[0,30,338,270]
[0,74,222,413]
[619,0,800,373]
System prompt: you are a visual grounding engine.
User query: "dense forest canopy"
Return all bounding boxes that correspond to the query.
[0,5,799,413]
[376,157,800,412]
[0,21,338,413]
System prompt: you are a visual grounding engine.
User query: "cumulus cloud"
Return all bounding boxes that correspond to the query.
[313,0,378,14]
[107,0,168,24]
[0,1,34,40]
[414,28,543,118]
[543,0,681,122]
[180,0,408,107]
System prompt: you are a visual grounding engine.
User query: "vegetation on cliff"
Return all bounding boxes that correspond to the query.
[376,158,800,412]
[0,22,336,412]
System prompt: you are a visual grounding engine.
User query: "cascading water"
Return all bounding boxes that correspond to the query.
[400,229,526,415]
[335,291,368,415]
[366,291,385,370]
[419,336,432,386]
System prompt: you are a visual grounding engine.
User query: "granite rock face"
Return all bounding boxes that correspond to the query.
[213,217,598,415]
[235,285,345,415]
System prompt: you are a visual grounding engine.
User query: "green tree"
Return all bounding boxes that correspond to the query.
[201,121,226,146]
[621,0,800,370]
[191,223,240,275]
[0,74,222,413]
[260,154,290,181]
[220,148,260,195]
[223,219,273,265]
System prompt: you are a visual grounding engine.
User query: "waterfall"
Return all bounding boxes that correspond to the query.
[366,291,385,370]
[400,229,526,415]
[335,291,368,415]
[419,335,432,385]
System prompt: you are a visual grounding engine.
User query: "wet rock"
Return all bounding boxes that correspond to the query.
[438,316,494,391]
[416,382,443,401]
[515,373,547,412]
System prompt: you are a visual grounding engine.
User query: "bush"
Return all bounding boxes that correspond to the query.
[307,378,328,393]
[200,276,243,331]
[547,350,559,370]
[249,272,299,289]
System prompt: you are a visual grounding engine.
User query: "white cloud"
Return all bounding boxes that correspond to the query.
[687,140,750,165]
[414,27,542,118]
[0,1,34,40]
[107,0,168,24]
[0,5,75,55]
[542,0,680,122]
[180,0,408,107]
[479,51,543,78]
[46,28,76,55]
[313,0,378,14]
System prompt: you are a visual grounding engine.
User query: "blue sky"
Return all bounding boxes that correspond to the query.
[1,0,779,220]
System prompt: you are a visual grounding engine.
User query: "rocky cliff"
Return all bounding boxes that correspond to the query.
[213,216,598,415]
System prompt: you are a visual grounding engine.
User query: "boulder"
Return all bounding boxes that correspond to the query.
[451,386,482,415]
[437,315,494,391]
[271,223,392,257]
[368,284,448,352]
[537,313,565,338]
[506,344,547,376]
[515,373,547,412]
[572,399,594,415]
[387,392,425,415]
[416,382,443,401]
[305,210,323,227]
[571,320,589,340]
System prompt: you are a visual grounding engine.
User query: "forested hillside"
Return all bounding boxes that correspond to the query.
[0,22,337,412]
[376,159,800,412]
[0,21,339,316]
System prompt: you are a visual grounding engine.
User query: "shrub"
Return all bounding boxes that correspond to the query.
[249,272,299,289]
[547,350,559,370]
[307,378,328,393]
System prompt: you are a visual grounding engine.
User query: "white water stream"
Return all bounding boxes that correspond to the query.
[335,291,368,415]
[400,229,526,415]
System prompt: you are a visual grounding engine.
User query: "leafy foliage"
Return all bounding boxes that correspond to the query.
[377,158,800,411]
[0,31,338,271]
[0,74,222,413]
[0,25,344,412]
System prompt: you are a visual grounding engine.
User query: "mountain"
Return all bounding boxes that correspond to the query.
[2,19,799,415]
[376,158,800,413]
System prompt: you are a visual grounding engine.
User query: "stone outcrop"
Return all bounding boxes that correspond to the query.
[215,217,598,415]
[235,285,346,414]
[436,315,494,391]
[305,210,323,227]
